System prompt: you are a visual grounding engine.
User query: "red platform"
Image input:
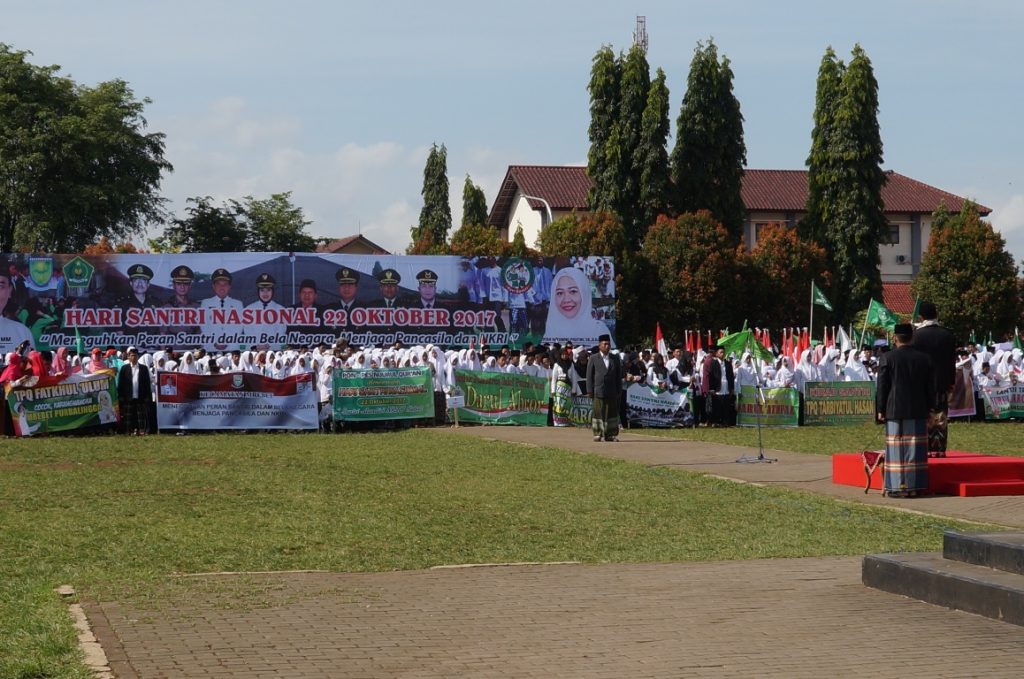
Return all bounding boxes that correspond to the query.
[833,450,1024,497]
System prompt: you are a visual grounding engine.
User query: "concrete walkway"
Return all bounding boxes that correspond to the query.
[83,427,1024,678]
[443,426,1024,529]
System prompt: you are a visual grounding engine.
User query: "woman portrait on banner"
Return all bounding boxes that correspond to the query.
[542,267,614,348]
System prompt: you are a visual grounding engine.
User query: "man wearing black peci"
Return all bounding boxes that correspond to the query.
[586,334,623,442]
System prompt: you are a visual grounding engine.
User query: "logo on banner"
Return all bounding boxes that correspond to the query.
[29,257,54,287]
[232,374,245,389]
[500,258,534,294]
[64,256,95,288]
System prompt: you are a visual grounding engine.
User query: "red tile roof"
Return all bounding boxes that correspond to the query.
[315,234,389,254]
[882,281,916,314]
[741,169,991,215]
[488,166,594,227]
[487,165,991,225]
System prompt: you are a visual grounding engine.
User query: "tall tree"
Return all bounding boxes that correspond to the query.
[912,203,1021,341]
[801,47,845,245]
[0,44,172,252]
[461,175,489,227]
[409,143,451,253]
[510,223,529,257]
[670,40,746,244]
[636,67,671,240]
[235,191,316,252]
[586,46,622,213]
[803,45,887,320]
[614,43,651,244]
[162,197,248,252]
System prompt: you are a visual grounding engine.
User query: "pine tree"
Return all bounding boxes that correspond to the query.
[802,47,845,245]
[614,43,651,244]
[635,67,671,244]
[461,174,488,227]
[510,223,528,257]
[586,46,622,213]
[411,143,451,251]
[804,45,886,320]
[670,40,746,244]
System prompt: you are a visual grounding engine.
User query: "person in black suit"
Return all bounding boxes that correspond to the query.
[875,324,935,498]
[117,347,153,435]
[586,334,623,442]
[911,300,957,455]
[701,345,736,427]
[374,269,405,309]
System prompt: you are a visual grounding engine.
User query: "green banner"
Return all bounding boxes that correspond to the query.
[454,369,549,426]
[981,385,1024,420]
[331,367,433,421]
[5,373,119,436]
[803,380,876,425]
[736,385,800,427]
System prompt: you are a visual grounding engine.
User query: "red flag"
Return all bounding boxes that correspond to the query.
[761,328,772,350]
[707,330,712,349]
[655,323,668,360]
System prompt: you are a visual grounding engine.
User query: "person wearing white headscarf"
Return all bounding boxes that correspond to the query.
[773,355,795,388]
[482,356,500,373]
[735,352,760,389]
[817,346,841,382]
[542,267,614,348]
[177,352,199,374]
[843,350,871,381]
[794,348,819,394]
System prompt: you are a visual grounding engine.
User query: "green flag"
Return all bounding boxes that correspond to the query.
[1014,328,1022,351]
[911,297,921,323]
[811,281,833,311]
[717,328,774,364]
[865,298,899,331]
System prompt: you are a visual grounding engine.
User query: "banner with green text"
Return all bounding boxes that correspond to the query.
[332,367,434,421]
[736,385,800,427]
[803,381,876,425]
[453,369,549,426]
[981,385,1024,420]
[5,373,119,436]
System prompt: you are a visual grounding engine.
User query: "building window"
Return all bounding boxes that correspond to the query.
[887,224,901,244]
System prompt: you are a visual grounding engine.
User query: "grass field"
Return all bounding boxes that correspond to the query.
[0,428,1011,678]
[638,419,1024,456]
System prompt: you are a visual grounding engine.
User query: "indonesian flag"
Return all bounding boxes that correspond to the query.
[655,323,668,361]
[761,328,772,351]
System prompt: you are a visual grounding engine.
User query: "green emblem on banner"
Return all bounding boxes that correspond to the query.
[64,256,95,288]
[500,258,535,294]
[29,257,53,287]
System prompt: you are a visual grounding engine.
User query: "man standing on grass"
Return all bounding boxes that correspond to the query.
[912,301,957,456]
[586,334,622,442]
[875,323,935,498]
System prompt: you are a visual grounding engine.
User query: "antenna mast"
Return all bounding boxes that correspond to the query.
[633,15,648,53]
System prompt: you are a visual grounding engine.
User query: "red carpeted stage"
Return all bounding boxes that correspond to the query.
[833,451,1024,497]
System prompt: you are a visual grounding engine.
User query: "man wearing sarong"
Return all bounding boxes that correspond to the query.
[586,334,622,442]
[911,301,956,455]
[875,323,935,498]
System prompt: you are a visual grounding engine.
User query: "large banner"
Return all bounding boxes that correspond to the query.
[736,385,799,428]
[0,252,616,354]
[453,369,549,426]
[155,371,318,430]
[331,367,433,421]
[803,381,876,426]
[981,384,1024,420]
[625,383,691,428]
[5,373,119,436]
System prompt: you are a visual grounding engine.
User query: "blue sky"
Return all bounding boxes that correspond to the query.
[6,1,1023,264]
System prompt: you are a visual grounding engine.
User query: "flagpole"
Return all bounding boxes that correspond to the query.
[809,280,815,350]
[861,298,872,351]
